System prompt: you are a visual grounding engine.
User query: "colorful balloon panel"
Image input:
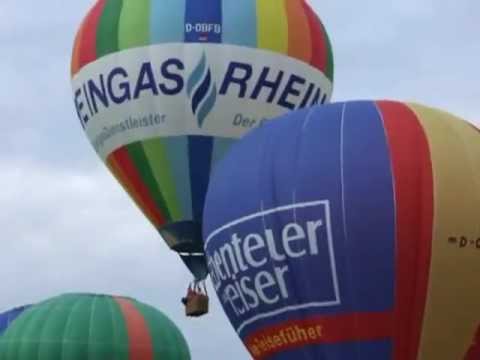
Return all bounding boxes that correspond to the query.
[202,101,480,359]
[0,306,29,336]
[70,0,334,268]
[0,294,190,360]
[71,0,333,78]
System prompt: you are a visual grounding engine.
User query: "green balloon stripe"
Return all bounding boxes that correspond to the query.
[118,0,151,50]
[61,296,92,360]
[126,142,172,221]
[2,297,61,359]
[39,295,79,360]
[134,302,190,360]
[85,296,110,360]
[161,137,193,222]
[96,0,123,57]
[106,297,129,360]
[139,304,175,360]
[142,138,182,221]
[17,298,59,359]
[323,23,334,82]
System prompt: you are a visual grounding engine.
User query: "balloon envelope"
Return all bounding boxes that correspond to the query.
[0,293,190,360]
[0,306,29,336]
[203,101,480,359]
[70,0,334,279]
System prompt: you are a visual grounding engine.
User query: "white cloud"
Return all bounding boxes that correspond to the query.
[312,0,479,122]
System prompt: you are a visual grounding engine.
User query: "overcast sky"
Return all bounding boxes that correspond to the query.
[0,1,478,359]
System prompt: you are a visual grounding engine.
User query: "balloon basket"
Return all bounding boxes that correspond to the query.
[185,294,209,317]
[183,281,209,317]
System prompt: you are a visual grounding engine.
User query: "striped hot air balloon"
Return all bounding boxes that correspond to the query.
[202,101,480,359]
[70,0,334,280]
[0,294,190,360]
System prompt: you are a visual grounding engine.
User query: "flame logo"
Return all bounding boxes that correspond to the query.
[187,53,217,128]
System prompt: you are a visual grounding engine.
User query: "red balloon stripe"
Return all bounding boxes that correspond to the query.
[76,0,106,73]
[378,101,434,360]
[114,297,154,360]
[111,147,167,227]
[244,311,393,360]
[301,0,328,75]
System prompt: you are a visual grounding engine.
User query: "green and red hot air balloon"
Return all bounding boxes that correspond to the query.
[0,294,190,360]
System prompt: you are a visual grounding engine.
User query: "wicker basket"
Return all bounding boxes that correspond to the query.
[185,293,209,317]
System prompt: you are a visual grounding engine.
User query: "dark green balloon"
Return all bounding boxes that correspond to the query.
[0,294,190,360]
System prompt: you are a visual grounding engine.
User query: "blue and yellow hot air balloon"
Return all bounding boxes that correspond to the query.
[203,101,480,359]
[71,0,334,280]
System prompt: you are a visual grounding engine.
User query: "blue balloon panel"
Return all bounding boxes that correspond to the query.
[203,102,397,359]
[0,306,29,335]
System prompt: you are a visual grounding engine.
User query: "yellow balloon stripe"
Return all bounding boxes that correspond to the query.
[256,0,288,54]
[409,104,480,359]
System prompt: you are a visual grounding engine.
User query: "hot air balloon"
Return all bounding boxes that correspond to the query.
[0,306,29,336]
[70,0,334,282]
[0,293,190,360]
[203,101,480,359]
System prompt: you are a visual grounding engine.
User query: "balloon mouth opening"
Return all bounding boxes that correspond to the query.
[159,221,209,280]
[159,221,205,254]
